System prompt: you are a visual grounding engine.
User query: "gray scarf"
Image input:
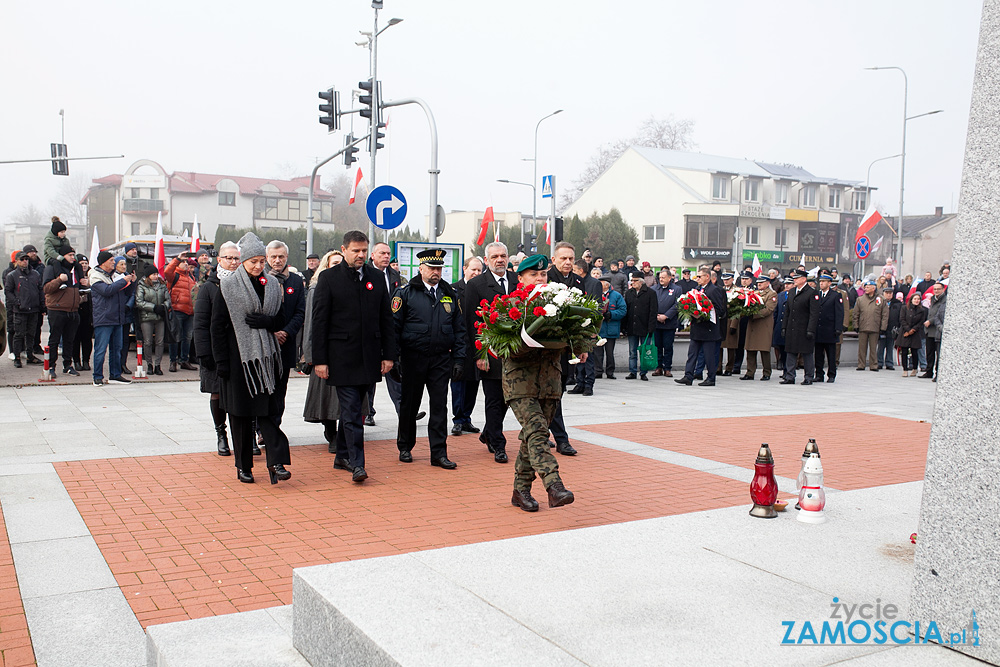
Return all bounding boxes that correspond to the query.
[219,265,282,397]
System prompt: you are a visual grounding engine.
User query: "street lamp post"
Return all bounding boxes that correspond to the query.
[529,110,562,235]
[497,179,535,249]
[861,153,902,279]
[865,66,943,274]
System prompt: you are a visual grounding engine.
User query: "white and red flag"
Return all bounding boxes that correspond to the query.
[856,204,884,244]
[871,235,884,254]
[190,215,201,254]
[544,217,552,245]
[349,167,363,205]
[89,226,100,266]
[477,207,494,246]
[154,212,166,277]
[751,253,762,278]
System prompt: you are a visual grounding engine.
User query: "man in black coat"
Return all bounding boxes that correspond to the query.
[4,251,44,366]
[544,242,585,455]
[813,274,844,383]
[266,241,307,425]
[568,259,602,395]
[450,256,483,436]
[623,274,657,380]
[675,268,727,386]
[781,268,821,385]
[367,241,405,426]
[463,241,516,463]
[393,249,466,468]
[312,230,398,483]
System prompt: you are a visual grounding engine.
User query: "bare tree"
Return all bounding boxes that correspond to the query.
[47,172,92,228]
[563,115,696,207]
[323,171,371,230]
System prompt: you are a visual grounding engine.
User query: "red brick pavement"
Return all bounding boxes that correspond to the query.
[579,412,930,491]
[0,507,36,667]
[55,433,750,628]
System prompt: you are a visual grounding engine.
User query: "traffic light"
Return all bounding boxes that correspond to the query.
[358,78,381,125]
[299,240,307,253]
[369,122,386,153]
[553,216,564,243]
[528,234,538,253]
[318,88,339,133]
[50,143,68,176]
[343,133,359,168]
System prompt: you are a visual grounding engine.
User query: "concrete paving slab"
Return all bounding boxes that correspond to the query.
[0,470,70,503]
[3,499,91,543]
[24,587,145,667]
[12,536,118,599]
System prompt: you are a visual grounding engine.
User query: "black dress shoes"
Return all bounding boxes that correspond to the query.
[567,385,585,394]
[827,376,836,383]
[494,449,508,464]
[268,464,291,484]
[779,379,795,384]
[801,379,813,385]
[415,411,427,420]
[511,489,539,512]
[555,442,577,456]
[760,376,770,381]
[364,416,376,427]
[674,377,693,386]
[431,457,457,469]
[352,467,368,483]
[451,424,463,436]
[546,481,575,507]
[720,370,733,376]
[399,450,413,463]
[237,469,254,484]
[739,375,753,380]
[697,380,715,386]
[605,373,616,379]
[480,432,494,453]
[460,423,480,434]
[333,458,352,471]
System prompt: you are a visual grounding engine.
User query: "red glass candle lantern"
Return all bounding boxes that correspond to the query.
[749,443,779,519]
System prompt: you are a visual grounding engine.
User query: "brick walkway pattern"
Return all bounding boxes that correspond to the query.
[0,507,35,667]
[56,434,750,628]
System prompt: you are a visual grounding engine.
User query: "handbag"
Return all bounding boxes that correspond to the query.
[639,334,658,372]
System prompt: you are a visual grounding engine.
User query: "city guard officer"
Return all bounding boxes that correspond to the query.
[393,248,466,468]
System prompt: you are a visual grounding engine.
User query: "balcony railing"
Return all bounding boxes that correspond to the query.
[123,198,164,213]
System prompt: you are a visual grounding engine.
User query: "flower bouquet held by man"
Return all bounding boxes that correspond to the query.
[726,286,765,319]
[475,254,600,513]
[676,289,716,324]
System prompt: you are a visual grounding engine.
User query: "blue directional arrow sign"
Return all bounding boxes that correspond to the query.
[366,185,407,230]
[855,235,871,259]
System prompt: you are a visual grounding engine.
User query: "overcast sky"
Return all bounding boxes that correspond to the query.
[1,0,983,235]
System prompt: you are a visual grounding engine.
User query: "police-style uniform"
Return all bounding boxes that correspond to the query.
[392,249,466,466]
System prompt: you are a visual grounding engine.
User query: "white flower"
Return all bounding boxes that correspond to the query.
[569,287,583,296]
[542,304,558,317]
[581,318,591,327]
[552,291,571,306]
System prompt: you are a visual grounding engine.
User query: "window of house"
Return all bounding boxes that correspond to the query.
[643,225,665,241]
[828,187,841,210]
[182,222,193,237]
[712,175,729,201]
[149,188,159,200]
[743,179,760,203]
[800,185,817,208]
[685,216,736,248]
[147,222,157,234]
[852,190,867,211]
[219,192,236,206]
[775,182,789,206]
[130,188,141,199]
[775,227,788,247]
[217,224,236,234]
[746,226,760,246]
[129,222,140,236]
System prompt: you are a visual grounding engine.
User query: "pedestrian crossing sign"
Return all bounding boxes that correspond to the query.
[541,175,554,199]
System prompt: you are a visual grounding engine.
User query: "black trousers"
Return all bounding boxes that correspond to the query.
[12,312,39,358]
[684,339,717,381]
[549,402,569,445]
[273,368,290,426]
[397,353,450,459]
[74,315,93,366]
[120,322,132,368]
[450,378,479,426]
[48,310,80,370]
[230,413,289,474]
[593,337,617,375]
[815,342,837,379]
[926,338,941,376]
[336,384,368,469]
[369,374,402,417]
[480,378,509,453]
[784,351,815,381]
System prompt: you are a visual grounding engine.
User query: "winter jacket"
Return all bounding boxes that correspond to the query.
[89,267,135,327]
[745,287,778,352]
[895,304,927,348]
[42,259,83,312]
[164,257,197,315]
[926,293,946,340]
[135,279,171,323]
[598,288,627,339]
[43,230,74,265]
[605,269,627,295]
[652,280,681,330]
[853,292,889,333]
[3,266,43,313]
[884,300,902,336]
[623,283,657,338]
[772,289,789,347]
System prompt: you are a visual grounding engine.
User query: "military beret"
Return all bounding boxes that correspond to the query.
[517,254,549,273]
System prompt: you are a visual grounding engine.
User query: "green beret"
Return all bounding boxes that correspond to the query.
[517,254,549,274]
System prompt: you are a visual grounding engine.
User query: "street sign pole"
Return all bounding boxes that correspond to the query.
[382,97,439,243]
[549,175,556,249]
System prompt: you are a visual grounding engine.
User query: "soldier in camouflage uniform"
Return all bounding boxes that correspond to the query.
[502,254,581,512]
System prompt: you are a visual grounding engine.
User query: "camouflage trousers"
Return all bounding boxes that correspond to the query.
[508,397,562,492]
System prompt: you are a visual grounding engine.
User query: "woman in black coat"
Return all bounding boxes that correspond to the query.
[623,275,657,380]
[895,293,927,376]
[211,233,290,484]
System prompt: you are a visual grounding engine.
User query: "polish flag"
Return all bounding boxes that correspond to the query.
[871,235,884,254]
[856,204,884,244]
[477,207,494,246]
[89,226,100,266]
[349,167,363,205]
[543,216,552,245]
[154,212,166,277]
[906,282,940,308]
[751,253,762,278]
[494,212,500,243]
[190,215,201,254]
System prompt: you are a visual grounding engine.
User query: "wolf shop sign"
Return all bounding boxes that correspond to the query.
[685,248,732,260]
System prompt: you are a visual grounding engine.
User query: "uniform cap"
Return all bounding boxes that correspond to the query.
[417,248,446,267]
[791,268,809,278]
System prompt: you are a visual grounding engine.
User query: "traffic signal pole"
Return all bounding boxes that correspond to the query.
[306,134,368,255]
[382,97,439,243]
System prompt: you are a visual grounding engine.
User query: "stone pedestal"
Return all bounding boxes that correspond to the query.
[909,2,1000,663]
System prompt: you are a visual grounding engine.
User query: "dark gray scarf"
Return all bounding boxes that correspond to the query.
[219,265,282,396]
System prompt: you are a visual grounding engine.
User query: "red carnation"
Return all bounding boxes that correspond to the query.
[475,340,483,350]
[480,299,488,307]
[533,306,546,317]
[509,308,521,320]
[489,312,499,324]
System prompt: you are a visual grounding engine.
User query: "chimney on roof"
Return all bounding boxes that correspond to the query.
[935,206,943,216]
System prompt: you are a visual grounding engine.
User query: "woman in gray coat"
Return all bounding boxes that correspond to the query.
[895,293,927,376]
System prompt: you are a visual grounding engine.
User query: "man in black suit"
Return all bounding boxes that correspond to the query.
[780,268,820,385]
[312,230,398,483]
[366,241,416,426]
[450,256,483,436]
[814,273,844,383]
[543,242,585,455]
[675,268,728,386]
[568,258,603,396]
[463,242,516,463]
[265,240,307,429]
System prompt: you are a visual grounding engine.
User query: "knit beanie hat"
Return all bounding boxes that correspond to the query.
[51,217,66,234]
[237,232,266,260]
[97,250,114,266]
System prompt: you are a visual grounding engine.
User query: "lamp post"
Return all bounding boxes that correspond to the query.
[865,66,943,274]
[526,110,562,235]
[497,179,535,248]
[860,153,902,279]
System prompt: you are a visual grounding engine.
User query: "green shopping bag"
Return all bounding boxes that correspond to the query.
[639,335,658,372]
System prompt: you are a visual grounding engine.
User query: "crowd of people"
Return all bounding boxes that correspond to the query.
[0,221,949,509]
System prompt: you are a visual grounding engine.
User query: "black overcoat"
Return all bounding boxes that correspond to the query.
[689,282,728,342]
[815,289,844,344]
[463,269,516,381]
[782,285,820,354]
